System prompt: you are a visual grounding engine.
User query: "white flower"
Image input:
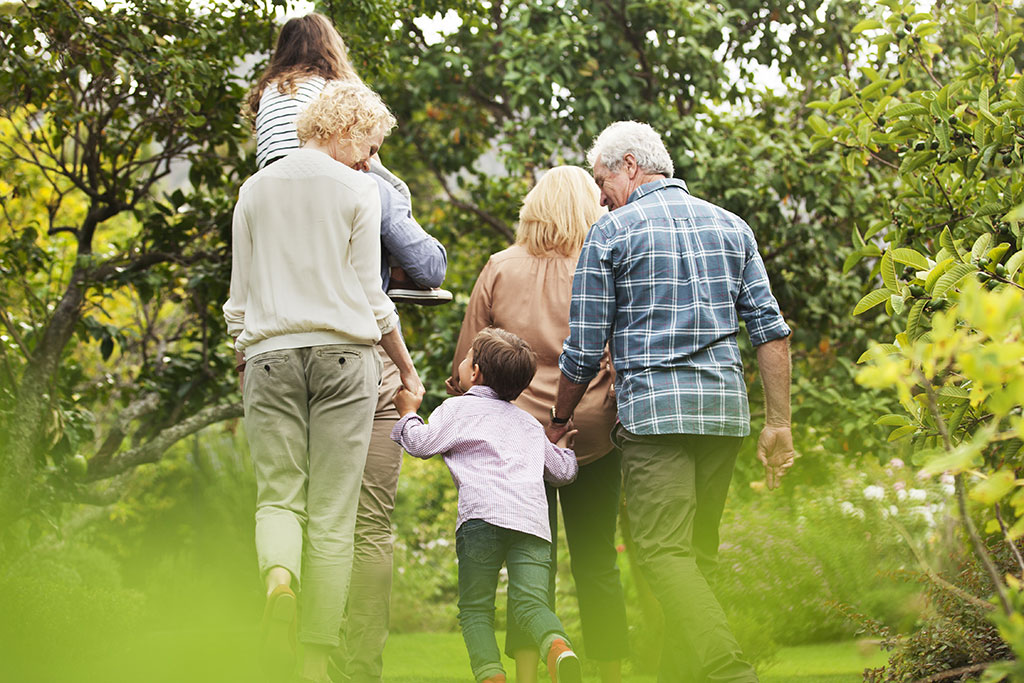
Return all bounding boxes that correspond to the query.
[943,484,956,496]
[940,473,955,485]
[896,488,908,502]
[889,458,905,470]
[840,501,866,519]
[863,485,886,501]
[912,506,935,526]
[908,488,927,501]
[893,481,906,492]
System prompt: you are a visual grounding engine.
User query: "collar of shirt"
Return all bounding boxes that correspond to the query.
[626,177,689,205]
[465,385,500,400]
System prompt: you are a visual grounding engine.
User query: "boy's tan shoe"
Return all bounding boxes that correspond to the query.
[261,584,297,681]
[546,638,582,683]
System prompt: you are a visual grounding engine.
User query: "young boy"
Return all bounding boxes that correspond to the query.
[391,328,583,683]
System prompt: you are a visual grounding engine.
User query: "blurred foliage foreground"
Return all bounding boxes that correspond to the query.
[2,0,1024,681]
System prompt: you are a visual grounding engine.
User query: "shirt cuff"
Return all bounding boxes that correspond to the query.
[558,350,600,385]
[378,309,400,336]
[390,412,423,443]
[749,317,792,347]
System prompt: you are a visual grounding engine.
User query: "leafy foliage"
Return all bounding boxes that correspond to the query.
[0,0,283,532]
[808,0,1024,677]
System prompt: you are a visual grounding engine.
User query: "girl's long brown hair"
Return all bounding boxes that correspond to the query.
[246,13,361,117]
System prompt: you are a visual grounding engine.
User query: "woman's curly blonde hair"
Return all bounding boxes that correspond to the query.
[295,81,397,145]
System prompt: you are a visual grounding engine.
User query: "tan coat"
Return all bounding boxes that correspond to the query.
[451,245,617,466]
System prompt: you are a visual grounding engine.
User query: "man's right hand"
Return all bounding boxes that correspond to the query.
[757,424,795,490]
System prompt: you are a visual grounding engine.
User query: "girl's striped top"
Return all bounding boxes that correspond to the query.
[254,76,326,169]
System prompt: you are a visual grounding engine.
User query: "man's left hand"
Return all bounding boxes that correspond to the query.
[545,420,571,445]
[757,424,795,490]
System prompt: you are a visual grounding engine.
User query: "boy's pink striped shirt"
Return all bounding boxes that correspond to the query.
[391,385,578,542]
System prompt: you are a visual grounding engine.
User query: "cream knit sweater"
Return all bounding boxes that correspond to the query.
[223,148,399,358]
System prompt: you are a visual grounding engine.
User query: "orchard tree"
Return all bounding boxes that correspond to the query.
[0,0,281,535]
[808,0,1024,677]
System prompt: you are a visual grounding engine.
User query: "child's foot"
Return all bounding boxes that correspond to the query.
[546,638,582,683]
[387,286,453,306]
[481,675,507,683]
[261,584,297,681]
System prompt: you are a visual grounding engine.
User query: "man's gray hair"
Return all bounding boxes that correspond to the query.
[586,121,674,177]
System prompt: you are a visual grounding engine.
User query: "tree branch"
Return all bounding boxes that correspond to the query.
[429,166,515,241]
[88,401,243,479]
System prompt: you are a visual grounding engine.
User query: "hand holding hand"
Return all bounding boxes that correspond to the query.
[399,368,425,400]
[444,376,465,397]
[545,420,571,445]
[556,428,578,450]
[393,387,423,416]
[757,424,795,490]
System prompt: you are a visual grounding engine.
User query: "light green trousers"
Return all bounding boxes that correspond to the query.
[333,347,403,682]
[244,344,381,647]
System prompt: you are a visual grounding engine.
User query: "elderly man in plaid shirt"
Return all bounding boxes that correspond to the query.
[546,121,794,682]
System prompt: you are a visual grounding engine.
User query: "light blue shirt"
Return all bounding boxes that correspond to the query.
[559,178,790,436]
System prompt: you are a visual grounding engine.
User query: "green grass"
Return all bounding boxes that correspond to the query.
[380,632,888,682]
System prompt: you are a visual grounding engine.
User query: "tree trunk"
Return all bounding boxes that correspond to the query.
[0,270,86,534]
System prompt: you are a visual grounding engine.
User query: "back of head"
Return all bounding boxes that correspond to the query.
[586,121,674,177]
[295,80,396,146]
[247,13,361,115]
[516,165,604,257]
[471,328,537,401]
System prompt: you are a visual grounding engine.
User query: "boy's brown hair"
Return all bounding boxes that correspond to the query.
[470,328,537,401]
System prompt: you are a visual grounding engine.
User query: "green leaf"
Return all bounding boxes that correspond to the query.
[880,250,899,291]
[843,249,865,274]
[1006,251,1024,278]
[1003,202,1024,222]
[970,233,993,261]
[969,469,1018,505]
[939,227,955,252]
[925,257,955,293]
[906,299,928,340]
[853,288,891,315]
[857,343,900,363]
[974,203,1005,218]
[808,114,829,136]
[886,102,929,117]
[938,385,970,401]
[876,414,911,426]
[890,248,929,270]
[887,425,918,442]
[861,79,889,99]
[852,18,884,32]
[932,262,975,297]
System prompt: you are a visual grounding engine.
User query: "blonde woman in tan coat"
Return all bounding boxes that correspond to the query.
[448,166,628,683]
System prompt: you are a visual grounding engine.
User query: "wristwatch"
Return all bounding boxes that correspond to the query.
[550,406,570,425]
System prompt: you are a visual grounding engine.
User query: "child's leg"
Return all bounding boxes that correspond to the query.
[506,532,582,682]
[456,519,509,682]
[505,532,568,652]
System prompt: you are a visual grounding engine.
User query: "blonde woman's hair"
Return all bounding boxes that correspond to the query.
[295,81,397,145]
[516,166,605,257]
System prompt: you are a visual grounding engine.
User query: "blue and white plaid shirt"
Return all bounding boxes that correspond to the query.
[559,178,790,437]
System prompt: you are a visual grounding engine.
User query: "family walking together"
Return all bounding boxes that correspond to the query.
[223,13,795,683]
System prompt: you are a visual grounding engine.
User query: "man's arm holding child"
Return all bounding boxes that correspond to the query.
[390,390,458,459]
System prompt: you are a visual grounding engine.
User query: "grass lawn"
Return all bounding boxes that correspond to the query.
[381,632,888,682]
